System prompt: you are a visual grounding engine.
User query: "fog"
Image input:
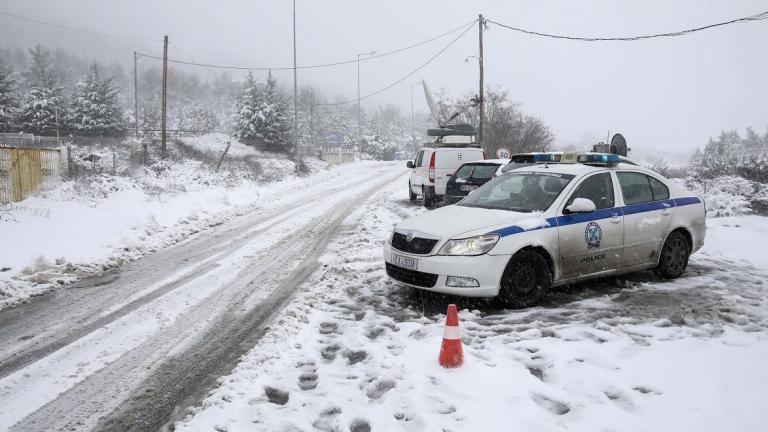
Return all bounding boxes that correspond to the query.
[2,0,766,160]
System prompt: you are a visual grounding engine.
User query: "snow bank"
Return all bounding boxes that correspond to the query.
[679,176,768,217]
[181,133,258,158]
[0,159,377,310]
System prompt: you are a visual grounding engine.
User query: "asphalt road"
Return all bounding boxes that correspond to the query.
[0,165,403,432]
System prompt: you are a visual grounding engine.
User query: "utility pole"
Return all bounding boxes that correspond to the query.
[293,0,300,170]
[410,82,420,154]
[356,51,376,149]
[161,35,168,159]
[478,14,485,151]
[309,103,314,153]
[133,52,139,139]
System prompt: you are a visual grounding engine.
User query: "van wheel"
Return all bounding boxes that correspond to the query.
[654,231,690,279]
[408,181,416,201]
[422,186,433,208]
[498,250,552,309]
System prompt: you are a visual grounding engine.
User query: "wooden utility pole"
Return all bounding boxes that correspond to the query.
[134,52,139,139]
[309,103,314,152]
[293,0,301,171]
[478,14,485,151]
[161,35,168,159]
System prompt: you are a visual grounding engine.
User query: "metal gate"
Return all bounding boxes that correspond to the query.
[0,148,62,203]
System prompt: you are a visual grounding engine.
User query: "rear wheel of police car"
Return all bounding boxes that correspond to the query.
[654,231,690,279]
[408,181,417,201]
[498,250,552,308]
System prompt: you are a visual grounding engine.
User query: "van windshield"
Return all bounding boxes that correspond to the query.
[459,172,575,212]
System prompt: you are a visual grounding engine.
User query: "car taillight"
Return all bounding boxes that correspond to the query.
[482,150,486,160]
[428,152,435,182]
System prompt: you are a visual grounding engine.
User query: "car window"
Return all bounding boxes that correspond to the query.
[454,164,474,179]
[617,172,654,205]
[565,172,615,210]
[415,151,424,167]
[471,164,498,179]
[648,176,670,201]
[460,172,575,212]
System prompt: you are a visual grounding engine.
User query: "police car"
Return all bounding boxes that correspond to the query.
[384,152,706,308]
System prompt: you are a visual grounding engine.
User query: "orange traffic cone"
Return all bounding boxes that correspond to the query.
[439,304,463,368]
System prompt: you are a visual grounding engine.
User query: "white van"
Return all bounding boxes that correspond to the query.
[407,145,485,207]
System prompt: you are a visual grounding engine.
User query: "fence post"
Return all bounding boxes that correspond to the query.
[113,151,117,175]
[67,145,73,179]
[216,141,231,172]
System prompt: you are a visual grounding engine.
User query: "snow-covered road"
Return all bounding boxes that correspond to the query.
[0,163,404,431]
[2,162,767,432]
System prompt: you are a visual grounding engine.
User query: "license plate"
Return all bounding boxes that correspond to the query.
[391,253,418,270]
[460,185,478,192]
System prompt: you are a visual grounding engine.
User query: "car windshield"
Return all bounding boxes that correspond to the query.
[454,163,499,180]
[459,172,575,212]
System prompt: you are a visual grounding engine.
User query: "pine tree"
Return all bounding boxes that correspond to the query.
[0,64,19,132]
[19,45,66,135]
[231,72,263,144]
[68,63,123,136]
[182,103,219,134]
[230,73,291,152]
[260,73,291,152]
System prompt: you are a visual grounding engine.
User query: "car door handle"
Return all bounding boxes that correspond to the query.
[610,215,622,224]
[661,209,672,216]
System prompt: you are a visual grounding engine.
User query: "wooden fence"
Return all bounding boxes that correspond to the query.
[0,148,62,203]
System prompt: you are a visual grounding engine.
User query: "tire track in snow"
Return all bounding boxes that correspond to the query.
[0,166,404,432]
[0,164,396,379]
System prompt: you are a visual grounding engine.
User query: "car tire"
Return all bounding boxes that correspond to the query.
[409,181,417,201]
[498,250,552,309]
[654,231,690,279]
[422,186,432,208]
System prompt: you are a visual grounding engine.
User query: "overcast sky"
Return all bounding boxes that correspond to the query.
[1,0,767,160]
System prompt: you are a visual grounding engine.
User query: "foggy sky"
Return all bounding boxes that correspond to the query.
[1,0,767,161]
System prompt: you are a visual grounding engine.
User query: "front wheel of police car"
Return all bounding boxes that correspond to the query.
[498,250,553,309]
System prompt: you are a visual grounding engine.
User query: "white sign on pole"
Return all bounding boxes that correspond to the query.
[496,148,511,159]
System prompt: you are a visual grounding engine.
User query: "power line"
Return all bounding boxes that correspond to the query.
[0,10,161,42]
[167,41,198,63]
[316,19,478,107]
[135,19,478,71]
[487,10,768,42]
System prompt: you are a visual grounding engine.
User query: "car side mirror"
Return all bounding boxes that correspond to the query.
[565,198,597,214]
[406,161,414,169]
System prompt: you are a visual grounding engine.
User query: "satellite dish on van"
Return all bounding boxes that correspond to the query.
[609,133,628,156]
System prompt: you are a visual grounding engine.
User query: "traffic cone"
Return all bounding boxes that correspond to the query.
[438,304,463,368]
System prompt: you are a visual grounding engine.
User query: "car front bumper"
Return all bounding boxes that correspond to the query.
[383,242,508,297]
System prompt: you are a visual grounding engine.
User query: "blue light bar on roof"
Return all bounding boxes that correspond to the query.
[533,153,562,163]
[578,153,620,165]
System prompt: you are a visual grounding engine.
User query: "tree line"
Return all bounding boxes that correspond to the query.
[0,44,556,159]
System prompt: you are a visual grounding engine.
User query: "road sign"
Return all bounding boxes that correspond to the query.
[496,148,511,159]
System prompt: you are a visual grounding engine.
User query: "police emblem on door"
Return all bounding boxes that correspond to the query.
[584,222,602,249]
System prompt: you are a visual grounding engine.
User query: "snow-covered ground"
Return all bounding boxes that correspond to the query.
[0,156,373,310]
[174,178,768,432]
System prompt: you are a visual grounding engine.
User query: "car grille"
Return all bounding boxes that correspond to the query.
[386,263,438,288]
[391,232,439,255]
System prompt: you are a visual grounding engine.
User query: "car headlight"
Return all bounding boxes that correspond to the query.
[438,234,499,256]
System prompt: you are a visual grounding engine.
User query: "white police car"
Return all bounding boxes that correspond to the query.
[384,152,706,308]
